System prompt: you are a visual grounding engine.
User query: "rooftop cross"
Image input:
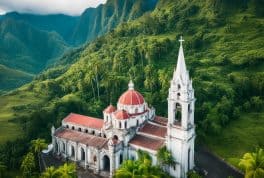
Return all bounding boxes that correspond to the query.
[179,36,184,46]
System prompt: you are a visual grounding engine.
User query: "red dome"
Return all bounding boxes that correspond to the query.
[104,105,116,113]
[114,110,130,120]
[118,90,144,105]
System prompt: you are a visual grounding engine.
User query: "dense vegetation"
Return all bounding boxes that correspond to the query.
[0,0,157,91]
[72,0,158,45]
[114,150,170,178]
[239,148,264,178]
[0,0,263,176]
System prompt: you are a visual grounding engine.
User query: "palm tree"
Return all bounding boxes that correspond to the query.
[114,150,170,178]
[239,148,264,178]
[20,152,36,178]
[31,138,48,171]
[157,146,175,172]
[41,166,59,178]
[0,162,7,178]
[56,163,77,178]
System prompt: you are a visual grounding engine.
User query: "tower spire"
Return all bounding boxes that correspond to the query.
[175,36,187,79]
[128,80,134,90]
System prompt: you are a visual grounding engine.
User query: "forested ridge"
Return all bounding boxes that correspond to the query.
[0,0,157,92]
[0,0,263,176]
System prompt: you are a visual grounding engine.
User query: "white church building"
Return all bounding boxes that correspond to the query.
[51,37,196,178]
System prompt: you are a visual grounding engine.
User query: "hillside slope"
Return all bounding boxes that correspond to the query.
[0,18,67,74]
[2,12,79,44]
[72,0,158,44]
[0,0,158,91]
[0,0,263,172]
[0,64,33,92]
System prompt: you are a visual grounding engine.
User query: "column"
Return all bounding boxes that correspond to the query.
[75,143,77,161]
[85,146,87,169]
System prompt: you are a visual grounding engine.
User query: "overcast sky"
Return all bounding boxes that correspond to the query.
[0,0,107,16]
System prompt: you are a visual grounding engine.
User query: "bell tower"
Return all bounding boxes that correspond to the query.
[166,36,195,178]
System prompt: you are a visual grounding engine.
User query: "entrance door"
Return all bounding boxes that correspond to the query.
[103,155,110,171]
[188,148,191,170]
[81,148,85,161]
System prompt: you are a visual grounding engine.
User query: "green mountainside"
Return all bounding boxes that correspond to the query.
[3,12,79,44]
[72,0,158,44]
[0,0,157,91]
[0,0,263,173]
[0,64,33,92]
[0,18,68,73]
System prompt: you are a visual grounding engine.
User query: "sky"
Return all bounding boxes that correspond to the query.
[0,0,107,16]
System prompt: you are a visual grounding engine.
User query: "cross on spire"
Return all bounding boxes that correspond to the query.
[179,36,184,46]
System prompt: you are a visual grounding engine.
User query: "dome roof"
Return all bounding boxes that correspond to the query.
[104,105,116,113]
[114,110,130,120]
[118,80,144,105]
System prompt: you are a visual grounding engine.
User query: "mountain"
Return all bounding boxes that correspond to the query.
[72,0,158,44]
[2,12,79,44]
[0,0,158,91]
[0,18,68,74]
[0,64,33,92]
[1,0,158,46]
[0,0,263,174]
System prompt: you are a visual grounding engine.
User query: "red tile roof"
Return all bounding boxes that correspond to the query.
[139,123,167,138]
[55,128,108,149]
[129,134,164,151]
[114,110,130,120]
[104,105,116,113]
[153,116,168,126]
[118,89,144,105]
[63,113,103,130]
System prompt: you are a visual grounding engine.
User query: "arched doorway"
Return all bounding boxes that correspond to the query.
[119,153,123,165]
[188,148,191,170]
[71,145,75,158]
[80,147,85,161]
[55,142,58,152]
[103,155,110,171]
[113,135,118,140]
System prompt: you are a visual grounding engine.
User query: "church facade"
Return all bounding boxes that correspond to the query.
[51,37,196,178]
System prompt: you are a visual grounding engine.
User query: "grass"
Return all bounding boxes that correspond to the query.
[0,64,34,91]
[205,112,264,168]
[0,87,45,144]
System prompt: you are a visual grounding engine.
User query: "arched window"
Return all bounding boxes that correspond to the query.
[136,120,139,126]
[119,122,121,129]
[72,126,75,130]
[66,125,69,128]
[92,130,95,135]
[125,121,127,129]
[103,134,106,138]
[93,155,97,162]
[85,129,88,133]
[175,103,182,125]
[188,104,191,112]
[78,128,81,132]
[178,84,181,90]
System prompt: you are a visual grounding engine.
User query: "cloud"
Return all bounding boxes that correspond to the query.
[0,0,107,16]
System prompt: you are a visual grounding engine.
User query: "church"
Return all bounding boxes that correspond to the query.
[51,37,196,178]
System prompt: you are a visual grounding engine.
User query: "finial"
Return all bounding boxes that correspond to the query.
[128,80,134,90]
[179,36,184,46]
